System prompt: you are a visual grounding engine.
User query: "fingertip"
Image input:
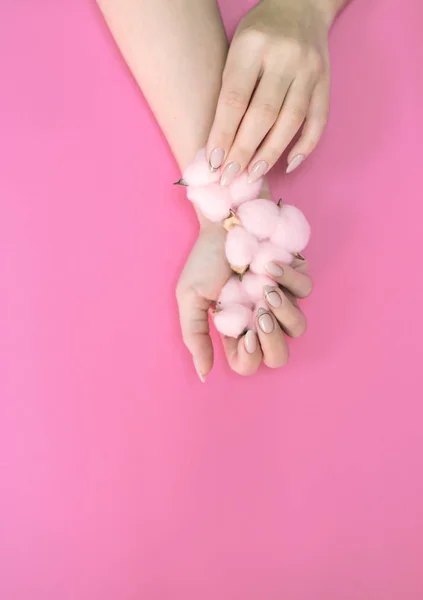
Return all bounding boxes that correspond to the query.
[193,357,206,382]
[221,332,262,376]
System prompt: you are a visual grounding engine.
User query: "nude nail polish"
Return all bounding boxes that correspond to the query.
[257,308,275,334]
[193,358,205,383]
[264,285,282,308]
[286,154,305,174]
[220,162,240,186]
[209,148,224,171]
[244,330,257,354]
[265,262,284,278]
[248,160,268,183]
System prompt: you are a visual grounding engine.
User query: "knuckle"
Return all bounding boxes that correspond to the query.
[304,136,319,153]
[307,49,325,74]
[263,145,281,165]
[281,38,303,62]
[286,106,307,125]
[257,102,280,123]
[237,26,267,49]
[221,88,250,111]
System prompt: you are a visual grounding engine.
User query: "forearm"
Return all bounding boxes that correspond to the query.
[96,0,228,171]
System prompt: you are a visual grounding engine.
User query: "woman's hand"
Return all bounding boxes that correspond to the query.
[176,223,312,381]
[207,0,333,183]
[176,223,231,381]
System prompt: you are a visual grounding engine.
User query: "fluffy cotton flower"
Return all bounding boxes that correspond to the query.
[217,277,252,308]
[249,241,293,275]
[182,148,220,186]
[237,199,279,240]
[214,304,252,338]
[271,204,311,253]
[241,272,275,303]
[187,183,232,222]
[225,226,259,269]
[229,171,263,208]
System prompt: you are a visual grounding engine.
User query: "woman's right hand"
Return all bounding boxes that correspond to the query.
[176,222,312,381]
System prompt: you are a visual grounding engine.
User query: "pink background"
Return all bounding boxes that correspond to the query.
[1,0,423,598]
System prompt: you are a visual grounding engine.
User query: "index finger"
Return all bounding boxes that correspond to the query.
[207,37,263,171]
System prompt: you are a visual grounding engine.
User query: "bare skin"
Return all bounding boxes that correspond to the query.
[208,0,349,182]
[97,0,347,379]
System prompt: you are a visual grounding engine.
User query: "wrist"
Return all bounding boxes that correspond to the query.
[309,0,346,28]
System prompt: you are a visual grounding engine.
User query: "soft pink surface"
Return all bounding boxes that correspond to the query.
[1,1,423,598]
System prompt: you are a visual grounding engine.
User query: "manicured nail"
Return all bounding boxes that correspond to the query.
[257,308,275,334]
[248,160,268,183]
[244,330,257,354]
[209,148,224,171]
[193,358,205,383]
[220,162,240,186]
[265,262,284,278]
[286,154,305,174]
[264,285,281,308]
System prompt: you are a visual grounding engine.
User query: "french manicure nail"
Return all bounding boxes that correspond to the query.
[286,154,305,174]
[220,162,240,186]
[248,160,268,183]
[265,262,284,278]
[209,147,224,171]
[244,330,257,354]
[193,358,205,383]
[257,308,275,334]
[264,285,282,308]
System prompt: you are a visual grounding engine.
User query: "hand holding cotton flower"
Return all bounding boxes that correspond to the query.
[175,148,313,380]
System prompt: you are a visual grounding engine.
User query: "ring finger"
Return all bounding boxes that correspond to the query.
[221,69,292,184]
[263,285,307,338]
[248,75,315,182]
[255,306,290,369]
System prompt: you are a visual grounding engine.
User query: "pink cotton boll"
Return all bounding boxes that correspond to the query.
[229,171,263,208]
[241,272,275,303]
[214,304,252,338]
[270,204,311,253]
[225,226,259,269]
[217,277,252,308]
[249,241,293,274]
[187,183,232,222]
[182,148,220,186]
[237,199,279,240]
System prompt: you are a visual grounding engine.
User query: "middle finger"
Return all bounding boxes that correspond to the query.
[255,306,290,368]
[222,68,292,183]
[263,285,307,338]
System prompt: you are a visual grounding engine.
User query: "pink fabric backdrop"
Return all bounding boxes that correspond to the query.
[1,0,423,598]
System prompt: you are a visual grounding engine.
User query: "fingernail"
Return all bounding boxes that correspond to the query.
[193,358,206,383]
[220,162,240,186]
[244,330,257,354]
[265,262,284,277]
[209,148,224,171]
[248,160,268,183]
[264,285,281,308]
[286,154,305,174]
[257,308,275,334]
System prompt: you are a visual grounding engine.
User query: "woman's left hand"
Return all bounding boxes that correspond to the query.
[207,0,332,182]
[176,223,312,381]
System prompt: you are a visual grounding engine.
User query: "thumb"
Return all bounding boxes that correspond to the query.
[177,286,214,382]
